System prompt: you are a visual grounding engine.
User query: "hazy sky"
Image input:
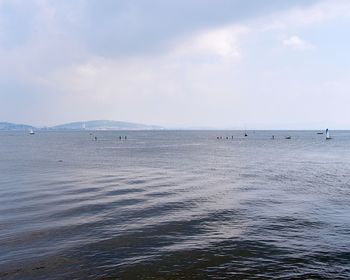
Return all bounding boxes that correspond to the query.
[1,0,350,129]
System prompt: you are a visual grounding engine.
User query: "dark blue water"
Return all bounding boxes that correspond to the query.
[0,131,349,279]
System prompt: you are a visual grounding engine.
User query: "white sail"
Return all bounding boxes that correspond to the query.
[326,129,331,139]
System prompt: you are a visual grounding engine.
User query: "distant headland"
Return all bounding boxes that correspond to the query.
[0,120,164,131]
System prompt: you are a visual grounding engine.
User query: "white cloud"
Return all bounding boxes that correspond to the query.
[258,0,350,31]
[282,35,314,50]
[171,25,249,60]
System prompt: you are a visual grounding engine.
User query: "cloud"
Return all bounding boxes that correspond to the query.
[1,0,318,56]
[34,38,246,126]
[282,35,314,50]
[171,25,249,60]
[2,0,350,128]
[256,0,350,31]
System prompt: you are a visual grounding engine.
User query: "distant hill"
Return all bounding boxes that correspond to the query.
[50,120,164,130]
[0,120,164,131]
[0,122,35,131]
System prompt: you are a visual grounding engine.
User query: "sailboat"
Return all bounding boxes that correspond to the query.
[29,129,35,135]
[326,128,331,140]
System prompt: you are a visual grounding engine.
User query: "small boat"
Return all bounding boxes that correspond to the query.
[244,133,248,137]
[326,129,332,140]
[29,129,35,135]
[317,132,324,135]
[285,136,291,139]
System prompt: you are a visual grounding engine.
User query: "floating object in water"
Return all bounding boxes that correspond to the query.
[317,132,323,135]
[272,135,275,140]
[244,133,248,137]
[58,160,63,162]
[285,136,291,139]
[326,129,332,140]
[94,136,97,141]
[29,129,35,135]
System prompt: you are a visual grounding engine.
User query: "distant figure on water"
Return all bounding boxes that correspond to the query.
[244,133,248,137]
[119,136,122,140]
[125,136,127,140]
[94,136,97,141]
[272,135,275,140]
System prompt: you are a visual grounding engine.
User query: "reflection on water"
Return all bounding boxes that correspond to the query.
[0,131,349,279]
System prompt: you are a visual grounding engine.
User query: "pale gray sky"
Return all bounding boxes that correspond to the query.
[1,0,350,129]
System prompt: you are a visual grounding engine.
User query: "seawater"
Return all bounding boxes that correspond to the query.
[0,131,349,279]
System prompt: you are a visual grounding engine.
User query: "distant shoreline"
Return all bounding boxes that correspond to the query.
[0,120,346,131]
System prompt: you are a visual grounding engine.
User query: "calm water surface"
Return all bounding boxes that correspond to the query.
[0,131,349,279]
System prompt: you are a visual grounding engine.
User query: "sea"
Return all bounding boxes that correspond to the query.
[0,130,349,279]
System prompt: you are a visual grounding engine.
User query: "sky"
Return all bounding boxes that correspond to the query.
[1,0,350,129]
